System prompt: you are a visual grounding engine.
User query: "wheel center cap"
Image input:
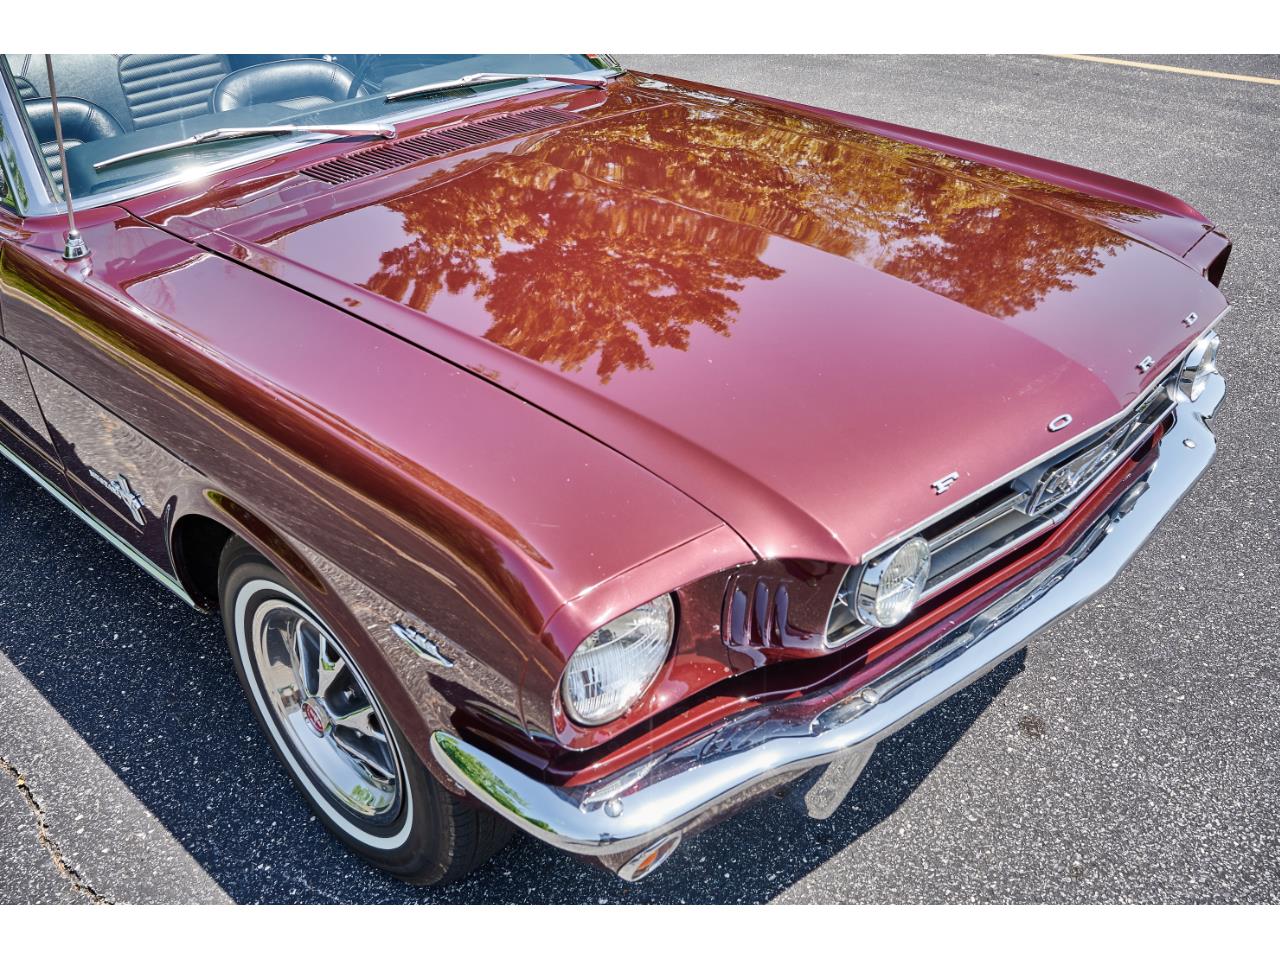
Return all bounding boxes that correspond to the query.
[301,700,330,737]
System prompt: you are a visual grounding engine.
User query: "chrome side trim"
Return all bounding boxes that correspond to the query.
[855,305,1227,565]
[431,372,1223,873]
[0,435,196,607]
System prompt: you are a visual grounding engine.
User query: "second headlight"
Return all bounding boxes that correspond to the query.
[1172,330,1220,403]
[855,536,932,628]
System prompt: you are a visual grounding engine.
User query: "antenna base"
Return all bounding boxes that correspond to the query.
[62,230,89,261]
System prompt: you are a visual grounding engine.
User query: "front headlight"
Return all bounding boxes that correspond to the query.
[560,594,675,726]
[1172,330,1220,403]
[854,536,932,628]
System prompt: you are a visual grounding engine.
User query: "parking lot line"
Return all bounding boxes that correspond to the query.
[1053,54,1280,85]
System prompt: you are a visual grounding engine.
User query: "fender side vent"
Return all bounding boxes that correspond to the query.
[301,106,578,185]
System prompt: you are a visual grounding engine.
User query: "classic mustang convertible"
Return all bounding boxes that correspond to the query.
[0,54,1228,884]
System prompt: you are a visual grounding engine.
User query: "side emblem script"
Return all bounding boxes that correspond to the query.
[88,469,147,524]
[1048,413,1073,432]
[931,471,960,495]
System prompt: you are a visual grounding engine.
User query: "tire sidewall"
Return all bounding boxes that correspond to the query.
[219,546,448,875]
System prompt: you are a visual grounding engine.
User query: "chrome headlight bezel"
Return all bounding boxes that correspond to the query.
[1171,330,1220,403]
[560,594,676,726]
[853,536,932,629]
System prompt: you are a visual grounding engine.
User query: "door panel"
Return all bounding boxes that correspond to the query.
[0,213,203,580]
[24,358,183,571]
[0,335,52,451]
[1,176,205,602]
[0,336,68,491]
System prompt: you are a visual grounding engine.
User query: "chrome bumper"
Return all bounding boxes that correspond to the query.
[431,374,1225,880]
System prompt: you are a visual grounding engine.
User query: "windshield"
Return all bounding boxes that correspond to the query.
[3,54,618,205]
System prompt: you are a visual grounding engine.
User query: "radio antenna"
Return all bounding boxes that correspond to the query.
[43,55,89,260]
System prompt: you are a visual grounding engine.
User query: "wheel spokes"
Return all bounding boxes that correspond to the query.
[313,632,347,699]
[254,598,400,814]
[289,618,317,696]
[332,703,394,782]
[331,704,386,742]
[290,617,347,700]
[332,727,396,782]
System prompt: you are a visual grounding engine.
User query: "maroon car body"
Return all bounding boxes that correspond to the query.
[0,58,1229,881]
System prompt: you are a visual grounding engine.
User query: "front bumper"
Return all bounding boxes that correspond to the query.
[432,373,1225,881]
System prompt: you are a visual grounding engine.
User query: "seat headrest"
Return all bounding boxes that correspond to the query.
[211,59,356,113]
[23,97,124,188]
[24,96,125,144]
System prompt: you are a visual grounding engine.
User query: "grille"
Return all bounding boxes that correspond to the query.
[301,106,579,185]
[827,375,1178,647]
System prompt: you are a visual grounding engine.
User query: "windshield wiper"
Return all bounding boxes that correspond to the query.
[384,72,606,103]
[92,123,397,172]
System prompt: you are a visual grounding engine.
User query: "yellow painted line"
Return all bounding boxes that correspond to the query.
[1053,54,1280,86]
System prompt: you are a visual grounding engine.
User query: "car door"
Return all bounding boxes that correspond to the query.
[0,226,197,588]
[0,80,190,589]
[0,150,71,495]
[0,318,68,492]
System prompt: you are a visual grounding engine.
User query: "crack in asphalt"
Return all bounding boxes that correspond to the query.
[0,756,113,905]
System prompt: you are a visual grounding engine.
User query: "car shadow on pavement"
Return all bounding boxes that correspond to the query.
[0,455,1023,904]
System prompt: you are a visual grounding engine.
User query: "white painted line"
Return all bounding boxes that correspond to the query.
[1053,54,1280,86]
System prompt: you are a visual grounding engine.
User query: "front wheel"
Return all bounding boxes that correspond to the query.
[218,538,512,884]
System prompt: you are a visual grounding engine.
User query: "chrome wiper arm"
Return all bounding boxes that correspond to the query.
[384,72,606,103]
[92,123,396,172]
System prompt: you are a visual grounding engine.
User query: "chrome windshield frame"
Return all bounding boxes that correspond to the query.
[1,59,623,219]
[0,61,60,217]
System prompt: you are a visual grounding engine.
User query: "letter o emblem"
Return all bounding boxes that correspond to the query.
[1048,414,1073,432]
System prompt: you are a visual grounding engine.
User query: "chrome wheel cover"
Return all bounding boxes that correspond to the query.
[248,597,401,820]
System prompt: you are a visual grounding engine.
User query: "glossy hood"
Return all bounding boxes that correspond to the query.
[145,76,1229,565]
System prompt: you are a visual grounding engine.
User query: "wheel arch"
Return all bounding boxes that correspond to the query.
[168,489,326,611]
[166,488,470,793]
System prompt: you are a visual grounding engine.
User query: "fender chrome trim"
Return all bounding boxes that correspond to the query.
[431,372,1225,877]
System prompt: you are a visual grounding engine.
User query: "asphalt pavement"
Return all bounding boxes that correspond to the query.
[2,54,1277,904]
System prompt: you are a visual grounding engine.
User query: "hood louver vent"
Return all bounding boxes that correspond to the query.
[301,106,578,185]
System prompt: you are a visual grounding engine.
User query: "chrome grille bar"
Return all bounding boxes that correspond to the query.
[926,489,1029,553]
[920,387,1174,599]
